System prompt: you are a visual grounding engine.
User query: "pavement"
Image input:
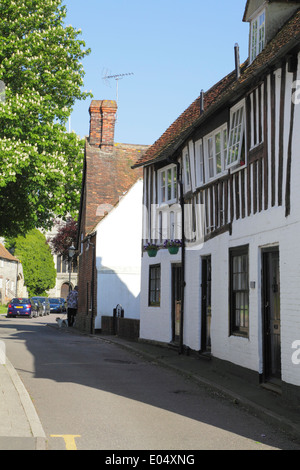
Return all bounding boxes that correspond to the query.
[0,322,300,450]
[0,357,46,450]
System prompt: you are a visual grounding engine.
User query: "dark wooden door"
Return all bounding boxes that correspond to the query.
[262,249,281,381]
[201,256,211,352]
[172,265,182,343]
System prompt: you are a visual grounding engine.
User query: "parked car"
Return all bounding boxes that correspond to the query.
[59,298,67,312]
[7,298,40,318]
[49,297,64,313]
[30,298,44,317]
[31,297,50,315]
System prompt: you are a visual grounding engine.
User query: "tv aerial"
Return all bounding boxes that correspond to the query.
[102,70,134,106]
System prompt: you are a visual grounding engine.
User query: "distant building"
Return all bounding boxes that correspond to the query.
[45,222,78,299]
[0,243,27,303]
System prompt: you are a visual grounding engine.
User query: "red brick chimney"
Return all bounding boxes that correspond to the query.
[89,100,117,151]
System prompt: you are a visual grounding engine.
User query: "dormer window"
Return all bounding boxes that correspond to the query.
[250,9,265,63]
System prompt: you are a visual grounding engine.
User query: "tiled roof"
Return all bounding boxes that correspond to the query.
[0,243,18,262]
[132,69,238,168]
[78,140,148,239]
[133,7,300,169]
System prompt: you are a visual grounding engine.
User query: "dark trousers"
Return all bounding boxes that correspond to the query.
[67,308,77,327]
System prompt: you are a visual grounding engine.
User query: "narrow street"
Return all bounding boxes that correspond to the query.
[0,315,299,451]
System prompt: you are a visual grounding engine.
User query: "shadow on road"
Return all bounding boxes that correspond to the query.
[0,316,298,449]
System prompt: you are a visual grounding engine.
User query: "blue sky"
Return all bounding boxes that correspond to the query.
[64,1,250,146]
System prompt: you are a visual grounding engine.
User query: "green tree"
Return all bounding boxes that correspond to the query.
[0,0,91,237]
[7,229,56,296]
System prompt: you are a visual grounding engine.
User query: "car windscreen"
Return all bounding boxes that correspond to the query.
[11,298,30,304]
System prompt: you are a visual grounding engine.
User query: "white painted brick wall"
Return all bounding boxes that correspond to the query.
[140,55,300,388]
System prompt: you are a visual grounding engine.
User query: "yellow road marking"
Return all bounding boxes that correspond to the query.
[51,434,81,450]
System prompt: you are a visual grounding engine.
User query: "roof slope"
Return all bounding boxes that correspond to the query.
[0,243,18,262]
[134,7,300,168]
[78,140,147,239]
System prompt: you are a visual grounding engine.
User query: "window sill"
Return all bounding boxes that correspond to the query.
[228,161,247,175]
[157,199,178,208]
[230,332,249,339]
[249,142,264,162]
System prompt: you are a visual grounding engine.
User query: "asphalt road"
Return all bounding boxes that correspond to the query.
[0,315,299,451]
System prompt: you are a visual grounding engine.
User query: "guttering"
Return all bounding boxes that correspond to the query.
[167,35,300,156]
[177,160,186,355]
[134,33,300,170]
[86,233,96,335]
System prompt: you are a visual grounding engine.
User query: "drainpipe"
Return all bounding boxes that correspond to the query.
[86,236,95,334]
[234,43,241,80]
[15,260,19,297]
[177,161,186,354]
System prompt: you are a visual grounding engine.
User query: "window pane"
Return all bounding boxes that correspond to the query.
[173,166,177,198]
[215,132,222,174]
[149,265,161,306]
[227,106,244,167]
[161,172,165,202]
[159,166,177,203]
[168,168,172,200]
[258,12,265,53]
[223,129,227,152]
[185,154,190,188]
[208,137,214,178]
[230,248,249,335]
[195,141,204,186]
[251,19,258,61]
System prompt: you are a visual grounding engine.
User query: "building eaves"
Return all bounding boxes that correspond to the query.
[243,0,300,22]
[0,243,18,262]
[133,7,300,169]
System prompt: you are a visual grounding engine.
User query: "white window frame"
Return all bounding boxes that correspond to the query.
[157,204,181,243]
[182,147,191,192]
[158,164,177,205]
[195,139,204,187]
[226,100,246,169]
[203,124,227,182]
[250,8,265,63]
[250,84,264,150]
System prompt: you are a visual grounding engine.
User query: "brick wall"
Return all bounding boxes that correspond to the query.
[89,100,117,151]
[101,316,140,341]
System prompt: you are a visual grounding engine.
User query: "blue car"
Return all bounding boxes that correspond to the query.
[49,297,64,313]
[31,296,50,315]
[7,298,40,318]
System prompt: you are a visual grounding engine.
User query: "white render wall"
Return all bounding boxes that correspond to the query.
[140,207,300,387]
[140,56,300,388]
[95,180,143,329]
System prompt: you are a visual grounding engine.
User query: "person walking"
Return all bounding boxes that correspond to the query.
[67,286,78,327]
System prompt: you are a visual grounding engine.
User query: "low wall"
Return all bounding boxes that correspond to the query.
[101,316,140,341]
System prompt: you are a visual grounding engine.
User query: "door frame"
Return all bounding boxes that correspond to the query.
[261,246,281,383]
[171,264,182,343]
[201,256,212,353]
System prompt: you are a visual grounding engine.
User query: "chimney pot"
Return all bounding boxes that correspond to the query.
[89,99,117,151]
[234,43,241,80]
